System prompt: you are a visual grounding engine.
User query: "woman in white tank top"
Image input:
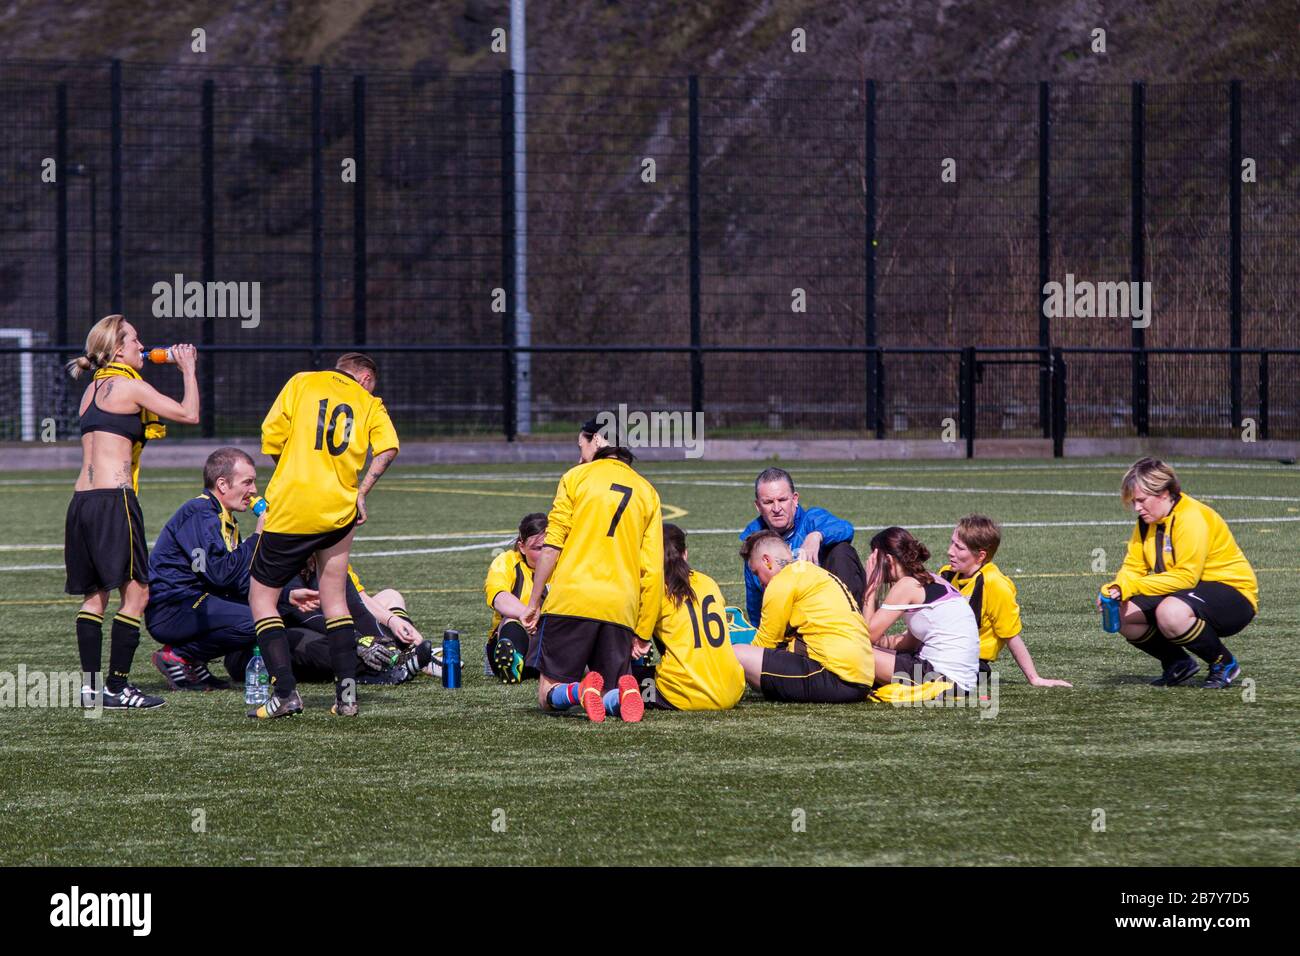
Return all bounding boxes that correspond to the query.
[861,526,980,691]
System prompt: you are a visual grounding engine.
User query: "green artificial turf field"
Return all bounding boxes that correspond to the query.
[0,457,1296,866]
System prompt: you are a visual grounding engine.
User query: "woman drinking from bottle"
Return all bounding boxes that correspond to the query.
[1099,458,1257,689]
[65,314,199,709]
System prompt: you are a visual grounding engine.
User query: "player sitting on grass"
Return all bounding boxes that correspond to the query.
[484,512,547,683]
[939,514,1071,688]
[862,526,979,693]
[1100,457,1257,689]
[739,467,866,627]
[640,524,745,711]
[521,419,664,723]
[730,531,874,703]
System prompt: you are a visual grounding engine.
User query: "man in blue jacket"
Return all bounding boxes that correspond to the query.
[146,447,312,690]
[738,467,866,626]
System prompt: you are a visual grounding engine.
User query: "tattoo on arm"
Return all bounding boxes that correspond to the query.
[359,449,397,496]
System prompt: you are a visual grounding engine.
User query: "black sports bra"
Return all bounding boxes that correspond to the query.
[80,380,145,444]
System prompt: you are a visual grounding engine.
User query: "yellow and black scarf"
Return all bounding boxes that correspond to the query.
[91,362,166,491]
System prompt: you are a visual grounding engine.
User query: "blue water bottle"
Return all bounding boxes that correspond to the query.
[250,496,268,516]
[1100,592,1121,633]
[442,629,462,689]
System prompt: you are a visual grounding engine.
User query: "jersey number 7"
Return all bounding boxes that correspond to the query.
[607,483,633,536]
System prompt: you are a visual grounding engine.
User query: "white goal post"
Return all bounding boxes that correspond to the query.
[0,328,36,441]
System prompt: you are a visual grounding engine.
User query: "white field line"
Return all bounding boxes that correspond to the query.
[4,517,1298,572]
[647,477,1300,503]
[2,458,1296,489]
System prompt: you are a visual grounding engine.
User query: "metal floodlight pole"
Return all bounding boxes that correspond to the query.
[511,0,531,435]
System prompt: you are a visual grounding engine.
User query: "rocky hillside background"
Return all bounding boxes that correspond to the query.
[0,1,1296,437]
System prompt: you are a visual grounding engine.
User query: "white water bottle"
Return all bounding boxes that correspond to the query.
[244,647,269,705]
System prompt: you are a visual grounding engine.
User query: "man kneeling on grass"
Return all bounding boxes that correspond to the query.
[730,530,874,703]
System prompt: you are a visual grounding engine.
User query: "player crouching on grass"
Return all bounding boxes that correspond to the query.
[640,524,745,711]
[146,447,318,690]
[483,512,548,683]
[1100,458,1257,689]
[246,352,399,719]
[730,531,875,703]
[520,419,664,723]
[939,514,1071,688]
[862,527,980,694]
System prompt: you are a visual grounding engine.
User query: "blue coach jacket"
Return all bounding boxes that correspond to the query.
[738,505,855,625]
[147,493,260,610]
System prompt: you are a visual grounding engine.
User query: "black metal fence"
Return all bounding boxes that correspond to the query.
[0,61,1296,445]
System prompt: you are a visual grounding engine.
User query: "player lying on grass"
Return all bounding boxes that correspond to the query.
[271,556,434,686]
[939,514,1071,688]
[638,524,745,711]
[146,447,319,690]
[1100,457,1257,689]
[65,314,200,710]
[862,526,980,693]
[731,531,875,703]
[226,555,434,686]
[521,420,664,723]
[739,467,866,627]
[247,351,399,719]
[483,512,547,683]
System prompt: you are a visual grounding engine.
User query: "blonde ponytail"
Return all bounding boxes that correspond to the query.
[66,314,127,379]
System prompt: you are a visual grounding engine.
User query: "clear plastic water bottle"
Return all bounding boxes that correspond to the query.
[244,647,269,705]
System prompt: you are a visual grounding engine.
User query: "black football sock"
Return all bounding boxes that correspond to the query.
[76,611,104,690]
[1172,618,1231,666]
[254,616,297,697]
[106,612,141,693]
[1127,625,1190,669]
[326,615,358,701]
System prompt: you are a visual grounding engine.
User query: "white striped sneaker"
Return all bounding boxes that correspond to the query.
[101,684,166,709]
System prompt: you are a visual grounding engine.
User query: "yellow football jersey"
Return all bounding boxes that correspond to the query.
[542,457,664,638]
[940,562,1022,662]
[260,369,399,534]
[653,569,745,711]
[754,562,874,686]
[347,564,364,593]
[484,548,540,636]
[1105,493,1258,609]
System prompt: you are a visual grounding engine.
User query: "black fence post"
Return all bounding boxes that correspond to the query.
[200,79,215,438]
[865,79,880,437]
[874,350,885,438]
[500,70,518,442]
[1258,351,1269,441]
[353,74,367,346]
[959,346,975,459]
[1038,81,1051,437]
[1131,81,1149,436]
[688,75,703,419]
[310,66,324,366]
[1051,347,1067,458]
[1229,79,1243,430]
[56,83,68,347]
[110,60,123,313]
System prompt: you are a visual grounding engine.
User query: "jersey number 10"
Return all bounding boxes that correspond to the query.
[314,399,355,456]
